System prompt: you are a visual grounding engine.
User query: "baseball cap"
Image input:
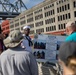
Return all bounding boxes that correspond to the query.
[59,42,76,63]
[4,30,23,48]
[23,25,30,30]
[66,21,75,28]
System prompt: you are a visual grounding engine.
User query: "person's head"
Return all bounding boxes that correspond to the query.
[4,30,23,48]
[59,42,76,75]
[66,21,76,35]
[23,26,30,36]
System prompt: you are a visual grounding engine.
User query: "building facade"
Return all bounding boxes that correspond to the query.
[9,0,76,37]
[2,20,10,35]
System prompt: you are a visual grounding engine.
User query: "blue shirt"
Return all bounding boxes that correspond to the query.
[65,32,76,42]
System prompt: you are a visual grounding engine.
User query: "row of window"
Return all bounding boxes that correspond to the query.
[35,21,43,27]
[73,1,76,8]
[15,23,19,27]
[58,13,71,21]
[45,9,55,17]
[10,21,25,28]
[35,14,43,20]
[10,21,13,24]
[12,12,74,27]
[36,28,44,33]
[57,4,70,13]
[15,28,20,30]
[30,30,34,34]
[45,17,55,24]
[11,27,23,31]
[34,9,42,14]
[27,13,33,17]
[28,24,34,28]
[20,20,26,25]
[10,25,14,28]
[11,29,14,31]
[46,26,56,32]
[10,16,25,24]
[58,23,66,30]
[15,19,19,22]
[10,21,33,28]
[56,0,68,5]
[27,17,33,23]
[20,16,25,20]
[44,4,54,10]
[13,24,34,30]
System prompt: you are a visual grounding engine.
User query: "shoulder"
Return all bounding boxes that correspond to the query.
[22,37,27,41]
[69,32,76,38]
[0,49,31,57]
[72,32,76,35]
[23,36,27,39]
[19,51,34,59]
[65,32,76,42]
[0,49,10,58]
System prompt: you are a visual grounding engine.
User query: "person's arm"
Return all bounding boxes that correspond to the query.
[28,53,38,75]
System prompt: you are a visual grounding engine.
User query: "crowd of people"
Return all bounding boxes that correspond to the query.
[0,21,76,75]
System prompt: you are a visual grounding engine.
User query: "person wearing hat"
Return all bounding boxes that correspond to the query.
[59,42,76,75]
[22,25,33,52]
[0,30,38,75]
[65,21,76,42]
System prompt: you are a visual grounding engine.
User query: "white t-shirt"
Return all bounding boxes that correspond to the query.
[21,36,32,52]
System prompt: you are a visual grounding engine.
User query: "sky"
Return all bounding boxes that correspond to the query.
[10,0,44,11]
[0,0,44,23]
[0,0,44,12]
[22,0,44,9]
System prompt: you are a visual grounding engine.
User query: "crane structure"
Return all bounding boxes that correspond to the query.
[0,0,27,20]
